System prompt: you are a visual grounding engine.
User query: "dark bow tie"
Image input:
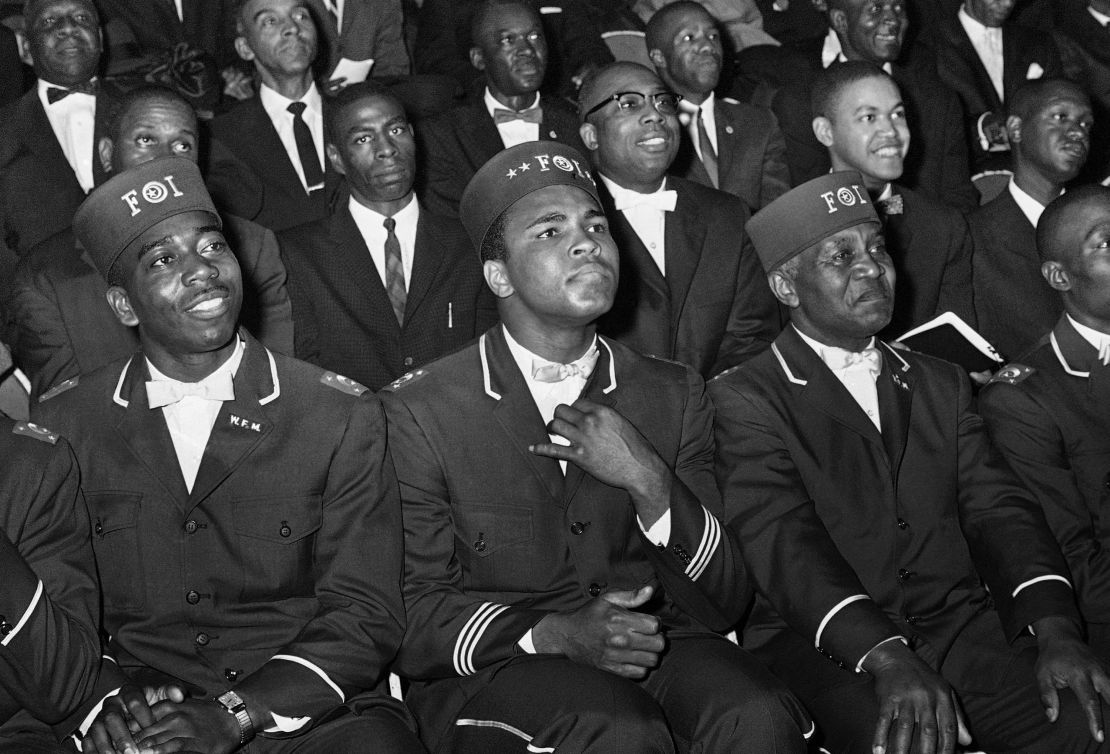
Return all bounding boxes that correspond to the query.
[878,194,903,216]
[46,81,96,104]
[493,107,543,125]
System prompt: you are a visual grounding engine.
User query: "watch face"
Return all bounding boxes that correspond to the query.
[218,690,244,708]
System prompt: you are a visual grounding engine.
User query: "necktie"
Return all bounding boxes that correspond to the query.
[613,190,678,212]
[287,101,324,192]
[838,347,882,377]
[532,347,600,383]
[46,81,96,104]
[324,0,339,27]
[147,373,235,408]
[383,217,406,326]
[696,107,719,188]
[493,107,544,125]
[878,194,903,216]
[982,27,1004,100]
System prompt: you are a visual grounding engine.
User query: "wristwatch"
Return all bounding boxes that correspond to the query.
[215,690,255,746]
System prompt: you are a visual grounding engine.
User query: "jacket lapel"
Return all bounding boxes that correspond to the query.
[562,338,619,504]
[714,104,736,184]
[466,102,509,167]
[329,203,401,334]
[663,180,703,335]
[949,17,1003,110]
[876,343,914,477]
[404,208,445,321]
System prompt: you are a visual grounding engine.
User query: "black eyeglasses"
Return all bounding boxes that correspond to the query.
[583,91,683,118]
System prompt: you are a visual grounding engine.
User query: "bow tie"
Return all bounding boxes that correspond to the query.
[878,194,903,216]
[614,190,678,212]
[493,107,543,125]
[835,347,882,376]
[532,347,600,383]
[147,373,235,408]
[46,81,96,104]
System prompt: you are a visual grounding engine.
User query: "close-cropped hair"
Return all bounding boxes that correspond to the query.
[323,81,407,143]
[811,60,898,120]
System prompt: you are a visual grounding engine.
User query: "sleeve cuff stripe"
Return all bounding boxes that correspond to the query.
[1011,574,1072,598]
[454,603,510,677]
[1,579,42,647]
[270,654,345,702]
[686,508,720,581]
[814,594,869,649]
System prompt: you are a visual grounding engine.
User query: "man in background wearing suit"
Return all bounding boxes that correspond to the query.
[209,0,336,232]
[645,1,790,213]
[382,139,810,753]
[579,62,780,378]
[280,82,496,390]
[416,0,585,217]
[36,158,421,753]
[308,0,410,82]
[971,78,1093,360]
[713,170,1110,754]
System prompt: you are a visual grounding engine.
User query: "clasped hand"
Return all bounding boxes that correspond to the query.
[82,684,240,754]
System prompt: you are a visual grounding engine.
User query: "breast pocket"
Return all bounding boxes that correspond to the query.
[453,504,536,591]
[86,492,144,611]
[233,496,322,602]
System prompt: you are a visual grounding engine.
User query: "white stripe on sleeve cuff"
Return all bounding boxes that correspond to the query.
[814,594,869,649]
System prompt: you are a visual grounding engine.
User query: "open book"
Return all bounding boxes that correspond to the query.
[895,312,1004,373]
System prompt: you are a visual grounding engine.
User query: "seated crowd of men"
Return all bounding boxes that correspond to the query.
[4,0,1110,752]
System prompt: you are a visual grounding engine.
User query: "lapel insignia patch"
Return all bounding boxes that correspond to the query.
[229,414,262,432]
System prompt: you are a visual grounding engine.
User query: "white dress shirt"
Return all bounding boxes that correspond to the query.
[599,174,673,275]
[348,193,418,289]
[173,0,184,21]
[1089,5,1110,26]
[259,82,325,193]
[678,92,718,160]
[323,0,344,29]
[146,338,244,492]
[484,88,541,149]
[959,5,1005,101]
[37,79,97,192]
[795,327,882,431]
[1008,179,1057,228]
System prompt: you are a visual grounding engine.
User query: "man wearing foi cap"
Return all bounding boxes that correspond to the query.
[381,141,811,753]
[710,170,1110,754]
[34,157,422,753]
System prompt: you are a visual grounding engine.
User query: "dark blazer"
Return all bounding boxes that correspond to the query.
[278,199,498,390]
[1061,0,1110,70]
[381,327,750,735]
[5,214,295,400]
[879,184,976,338]
[670,97,790,212]
[416,95,585,217]
[207,96,338,232]
[95,0,239,69]
[710,326,1079,677]
[0,85,116,256]
[0,25,24,109]
[0,419,98,739]
[595,176,780,378]
[981,316,1110,631]
[771,52,978,212]
[308,0,410,79]
[969,187,1060,360]
[34,333,406,735]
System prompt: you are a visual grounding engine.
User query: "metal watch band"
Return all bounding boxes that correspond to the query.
[216,690,255,745]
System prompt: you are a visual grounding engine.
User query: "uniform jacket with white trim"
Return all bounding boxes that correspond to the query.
[709,325,1079,673]
[381,326,750,686]
[33,331,405,737]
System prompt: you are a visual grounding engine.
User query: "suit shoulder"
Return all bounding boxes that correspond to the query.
[276,216,330,253]
[670,175,745,211]
[209,98,263,138]
[899,185,965,224]
[380,342,479,399]
[718,97,776,125]
[9,419,60,446]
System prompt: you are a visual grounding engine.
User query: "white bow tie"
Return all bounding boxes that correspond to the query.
[147,373,235,408]
[532,347,600,383]
[834,347,882,376]
[614,190,678,213]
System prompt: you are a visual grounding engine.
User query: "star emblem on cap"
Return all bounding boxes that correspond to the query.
[518,162,531,172]
[506,167,517,179]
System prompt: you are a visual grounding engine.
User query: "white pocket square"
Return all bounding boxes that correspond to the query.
[540,6,562,13]
[1026,62,1045,79]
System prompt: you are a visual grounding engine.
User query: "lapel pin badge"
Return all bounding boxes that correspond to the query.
[229,414,263,432]
[725,125,734,134]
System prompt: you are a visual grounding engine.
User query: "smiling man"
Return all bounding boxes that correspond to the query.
[279,82,497,389]
[578,61,779,378]
[381,140,811,752]
[712,170,1110,754]
[34,157,422,753]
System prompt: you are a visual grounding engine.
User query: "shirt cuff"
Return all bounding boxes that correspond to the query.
[640,509,671,547]
[855,635,908,673]
[518,629,537,654]
[77,687,122,736]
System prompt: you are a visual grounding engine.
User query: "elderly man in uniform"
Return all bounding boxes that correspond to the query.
[34,158,422,753]
[381,141,811,753]
[711,170,1110,754]
[0,418,99,752]
[981,185,1110,667]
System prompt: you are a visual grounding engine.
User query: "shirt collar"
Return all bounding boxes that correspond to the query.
[793,325,877,369]
[1008,178,1059,228]
[877,183,893,202]
[37,77,97,106]
[483,87,541,119]
[1089,4,1110,26]
[260,81,322,121]
[1066,313,1110,353]
[502,325,598,382]
[959,5,999,35]
[146,336,245,385]
[678,90,715,118]
[824,29,893,73]
[348,192,418,230]
[599,173,668,205]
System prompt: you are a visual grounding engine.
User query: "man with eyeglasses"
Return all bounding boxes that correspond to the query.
[579,62,780,378]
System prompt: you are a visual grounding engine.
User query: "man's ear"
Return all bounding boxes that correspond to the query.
[325,142,345,175]
[648,47,666,72]
[106,285,139,327]
[811,0,830,12]
[483,259,515,299]
[828,7,847,37]
[1041,260,1071,292]
[17,30,32,67]
[769,270,800,308]
[813,115,834,148]
[234,35,256,63]
[469,46,486,73]
[579,122,598,151]
[97,137,114,175]
[1006,115,1023,145]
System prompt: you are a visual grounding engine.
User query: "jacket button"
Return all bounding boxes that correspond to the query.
[898,568,914,582]
[1104,474,1110,491]
[570,522,586,535]
[896,518,908,530]
[225,668,239,682]
[403,357,414,368]
[94,519,103,536]
[588,583,602,597]
[279,521,291,538]
[905,614,919,626]
[0,619,10,636]
[185,590,200,605]
[195,632,210,646]
[184,520,199,534]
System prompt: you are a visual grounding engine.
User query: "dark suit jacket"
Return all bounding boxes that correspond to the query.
[278,199,498,390]
[0,85,115,257]
[381,327,750,737]
[95,0,240,69]
[670,97,790,213]
[416,95,585,217]
[5,214,295,400]
[0,26,24,109]
[0,419,98,737]
[771,51,978,212]
[969,187,1060,360]
[981,316,1110,629]
[880,184,976,338]
[207,97,338,232]
[1061,0,1110,70]
[710,326,1079,677]
[596,176,780,378]
[34,333,406,734]
[308,0,410,79]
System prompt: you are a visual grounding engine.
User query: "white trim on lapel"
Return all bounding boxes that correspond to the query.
[880,342,912,372]
[771,343,807,386]
[258,347,282,405]
[479,333,502,400]
[1051,331,1090,378]
[598,337,617,394]
[113,358,134,407]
